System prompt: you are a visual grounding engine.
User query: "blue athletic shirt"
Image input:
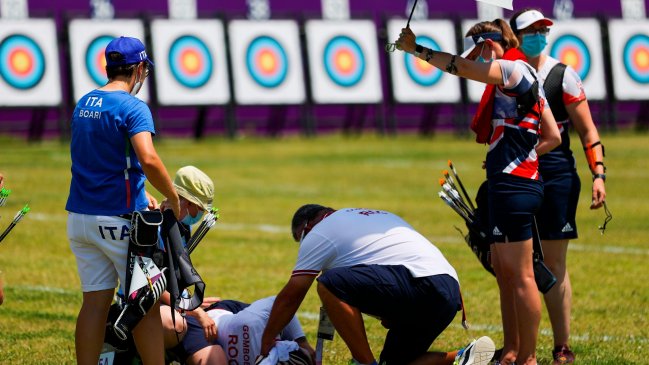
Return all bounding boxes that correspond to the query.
[66,90,155,215]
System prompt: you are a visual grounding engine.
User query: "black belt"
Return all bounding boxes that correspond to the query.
[117,213,132,220]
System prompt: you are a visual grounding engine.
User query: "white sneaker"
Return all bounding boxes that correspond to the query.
[453,336,496,365]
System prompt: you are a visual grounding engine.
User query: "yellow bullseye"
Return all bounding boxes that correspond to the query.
[182,51,201,74]
[259,50,277,73]
[635,48,649,71]
[562,50,580,69]
[10,49,32,75]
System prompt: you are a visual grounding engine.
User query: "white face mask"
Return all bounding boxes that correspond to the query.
[130,66,144,96]
[130,78,143,96]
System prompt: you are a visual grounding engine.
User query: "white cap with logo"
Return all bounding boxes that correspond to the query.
[513,10,553,33]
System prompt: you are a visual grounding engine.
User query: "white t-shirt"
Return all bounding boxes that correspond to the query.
[210,296,304,363]
[292,208,458,282]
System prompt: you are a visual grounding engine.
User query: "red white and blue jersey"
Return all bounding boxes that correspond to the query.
[537,56,586,174]
[292,208,458,282]
[486,59,549,180]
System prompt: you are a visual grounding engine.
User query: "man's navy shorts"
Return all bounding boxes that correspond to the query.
[537,170,580,240]
[317,264,461,365]
[488,173,543,243]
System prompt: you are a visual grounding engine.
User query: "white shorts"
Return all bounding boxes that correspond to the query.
[67,212,131,293]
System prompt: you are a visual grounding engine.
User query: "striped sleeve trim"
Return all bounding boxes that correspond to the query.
[291,270,320,277]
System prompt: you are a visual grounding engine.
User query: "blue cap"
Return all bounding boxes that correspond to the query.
[105,36,154,68]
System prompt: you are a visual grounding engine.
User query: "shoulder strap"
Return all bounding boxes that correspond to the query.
[532,216,544,261]
[160,209,205,312]
[543,63,569,121]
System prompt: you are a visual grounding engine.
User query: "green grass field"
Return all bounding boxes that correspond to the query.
[0,130,647,364]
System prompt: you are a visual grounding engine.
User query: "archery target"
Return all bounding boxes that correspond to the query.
[228,20,305,105]
[0,19,61,106]
[68,19,149,103]
[169,36,212,88]
[0,34,45,89]
[623,34,649,83]
[305,20,382,104]
[323,35,365,87]
[403,36,441,86]
[547,20,606,100]
[150,19,230,105]
[387,19,460,103]
[85,35,112,86]
[246,35,288,88]
[609,19,649,99]
[549,34,591,81]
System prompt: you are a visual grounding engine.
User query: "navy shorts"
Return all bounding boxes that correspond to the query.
[317,264,461,365]
[168,300,250,360]
[488,173,543,242]
[537,170,580,240]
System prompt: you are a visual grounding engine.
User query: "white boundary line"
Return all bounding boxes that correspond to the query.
[29,213,649,256]
[10,285,648,344]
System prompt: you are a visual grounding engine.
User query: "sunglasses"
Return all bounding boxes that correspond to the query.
[144,63,152,77]
[520,27,550,36]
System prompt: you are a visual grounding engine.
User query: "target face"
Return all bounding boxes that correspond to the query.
[85,35,112,86]
[550,34,591,81]
[0,34,46,90]
[246,36,288,88]
[168,35,213,88]
[323,35,365,87]
[404,36,442,86]
[623,34,649,84]
[388,19,459,103]
[151,19,230,105]
[305,20,382,104]
[544,19,606,100]
[229,20,305,104]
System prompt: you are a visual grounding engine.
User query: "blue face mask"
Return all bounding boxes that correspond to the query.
[521,33,547,57]
[476,43,493,63]
[181,209,204,226]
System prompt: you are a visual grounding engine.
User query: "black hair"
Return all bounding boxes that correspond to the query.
[291,204,333,241]
[105,51,138,79]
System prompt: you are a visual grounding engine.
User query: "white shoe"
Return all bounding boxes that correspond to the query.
[453,336,496,365]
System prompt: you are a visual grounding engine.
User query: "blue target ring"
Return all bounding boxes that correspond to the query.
[85,35,113,86]
[404,36,442,86]
[550,34,591,81]
[246,36,288,88]
[623,34,649,84]
[323,35,365,87]
[169,35,213,88]
[0,34,46,90]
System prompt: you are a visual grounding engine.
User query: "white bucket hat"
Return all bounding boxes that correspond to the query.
[173,166,214,211]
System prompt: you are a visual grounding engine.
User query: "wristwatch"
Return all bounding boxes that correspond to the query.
[592,173,606,182]
[414,44,424,58]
